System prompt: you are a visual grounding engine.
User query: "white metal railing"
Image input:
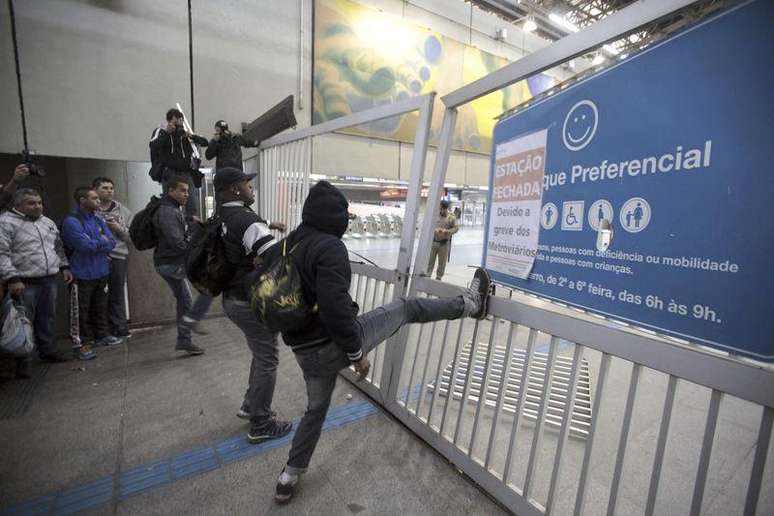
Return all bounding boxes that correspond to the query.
[394,277,774,515]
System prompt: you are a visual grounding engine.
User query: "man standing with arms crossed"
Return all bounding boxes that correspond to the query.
[93,177,132,339]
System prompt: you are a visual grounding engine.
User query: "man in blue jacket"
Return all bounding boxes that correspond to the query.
[62,187,122,360]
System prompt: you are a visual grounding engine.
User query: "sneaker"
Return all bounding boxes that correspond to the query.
[175,342,205,355]
[39,351,69,363]
[181,317,209,335]
[238,408,278,420]
[463,267,492,320]
[74,346,97,361]
[274,469,299,504]
[247,418,292,444]
[95,335,124,347]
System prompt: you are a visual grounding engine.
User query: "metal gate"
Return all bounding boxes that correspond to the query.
[257,93,436,401]
[383,1,774,515]
[258,3,774,512]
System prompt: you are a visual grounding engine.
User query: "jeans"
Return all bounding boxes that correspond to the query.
[286,295,465,473]
[155,264,213,345]
[428,241,450,280]
[223,297,279,423]
[108,258,129,336]
[18,276,58,357]
[77,277,110,343]
[161,168,199,218]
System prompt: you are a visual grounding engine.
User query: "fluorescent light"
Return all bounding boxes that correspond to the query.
[603,44,620,55]
[523,18,537,33]
[549,13,579,33]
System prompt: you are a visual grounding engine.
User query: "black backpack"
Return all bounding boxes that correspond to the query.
[129,196,162,250]
[250,238,315,333]
[186,214,234,297]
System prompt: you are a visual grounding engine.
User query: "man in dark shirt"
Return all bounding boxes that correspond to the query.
[205,120,259,172]
[152,175,213,355]
[215,167,290,442]
[263,181,492,504]
[149,108,208,217]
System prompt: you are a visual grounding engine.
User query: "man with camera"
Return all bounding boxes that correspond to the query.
[0,187,73,376]
[0,164,32,212]
[205,120,259,172]
[149,108,208,217]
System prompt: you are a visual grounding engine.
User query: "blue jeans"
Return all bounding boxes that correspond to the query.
[223,297,279,423]
[155,264,213,345]
[18,277,58,357]
[286,295,465,473]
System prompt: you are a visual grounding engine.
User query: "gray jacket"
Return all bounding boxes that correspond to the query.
[96,200,132,259]
[0,210,69,283]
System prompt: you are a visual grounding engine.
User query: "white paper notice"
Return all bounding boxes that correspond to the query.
[485,129,547,279]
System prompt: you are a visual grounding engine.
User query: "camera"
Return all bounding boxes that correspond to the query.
[21,149,46,177]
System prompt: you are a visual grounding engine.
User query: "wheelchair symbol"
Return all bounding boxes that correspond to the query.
[565,208,578,226]
[561,201,584,231]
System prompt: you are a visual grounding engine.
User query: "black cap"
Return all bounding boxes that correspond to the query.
[215,120,229,130]
[213,167,256,192]
[440,200,450,208]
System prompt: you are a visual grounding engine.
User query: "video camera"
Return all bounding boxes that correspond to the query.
[20,149,45,177]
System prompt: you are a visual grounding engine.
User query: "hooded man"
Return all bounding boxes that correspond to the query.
[260,181,492,504]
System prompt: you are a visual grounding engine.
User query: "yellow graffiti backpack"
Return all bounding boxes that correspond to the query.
[251,238,315,332]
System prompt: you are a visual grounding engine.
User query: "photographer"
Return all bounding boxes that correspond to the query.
[0,164,31,212]
[149,108,208,217]
[205,120,259,172]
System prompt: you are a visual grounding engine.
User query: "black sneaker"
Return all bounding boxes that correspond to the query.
[175,342,205,355]
[463,267,492,320]
[274,469,299,504]
[247,418,292,444]
[237,408,277,420]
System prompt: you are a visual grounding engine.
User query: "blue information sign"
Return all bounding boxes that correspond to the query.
[484,0,774,361]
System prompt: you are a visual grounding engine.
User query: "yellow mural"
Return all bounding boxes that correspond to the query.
[313,0,556,154]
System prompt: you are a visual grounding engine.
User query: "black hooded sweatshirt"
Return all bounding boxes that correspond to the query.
[261,181,363,361]
[204,133,258,171]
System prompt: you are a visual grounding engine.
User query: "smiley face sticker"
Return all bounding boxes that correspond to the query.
[562,100,598,151]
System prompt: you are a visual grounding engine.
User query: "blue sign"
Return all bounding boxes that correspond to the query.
[484,0,774,361]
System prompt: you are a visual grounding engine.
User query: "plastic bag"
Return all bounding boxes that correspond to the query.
[0,297,35,357]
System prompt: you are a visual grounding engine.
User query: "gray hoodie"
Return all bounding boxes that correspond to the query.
[96,200,132,259]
